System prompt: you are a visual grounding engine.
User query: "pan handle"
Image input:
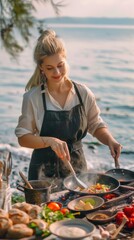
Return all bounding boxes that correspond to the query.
[16,182,25,192]
[114,157,120,169]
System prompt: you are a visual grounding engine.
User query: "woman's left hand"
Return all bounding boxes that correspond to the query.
[108,140,122,161]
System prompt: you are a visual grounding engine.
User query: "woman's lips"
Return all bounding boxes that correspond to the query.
[52,76,61,79]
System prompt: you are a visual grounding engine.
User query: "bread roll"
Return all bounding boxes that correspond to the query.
[0,218,12,237]
[29,218,48,230]
[6,223,33,239]
[28,205,41,219]
[8,208,29,224]
[12,202,32,213]
[0,209,9,219]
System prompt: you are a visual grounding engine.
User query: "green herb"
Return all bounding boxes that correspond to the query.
[28,222,51,238]
[11,193,25,204]
[42,229,51,238]
[28,222,37,228]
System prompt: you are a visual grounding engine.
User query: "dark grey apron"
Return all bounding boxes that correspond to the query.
[28,82,88,189]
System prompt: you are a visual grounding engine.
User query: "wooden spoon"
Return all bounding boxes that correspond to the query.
[19,171,33,189]
[111,216,128,239]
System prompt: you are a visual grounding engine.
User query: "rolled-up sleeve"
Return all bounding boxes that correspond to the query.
[15,92,36,138]
[86,90,107,136]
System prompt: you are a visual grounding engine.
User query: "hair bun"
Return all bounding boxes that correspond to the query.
[38,29,56,41]
[46,29,56,38]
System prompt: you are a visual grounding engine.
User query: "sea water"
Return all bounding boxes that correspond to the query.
[0,20,134,187]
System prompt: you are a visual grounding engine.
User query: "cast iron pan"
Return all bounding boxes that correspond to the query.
[63,172,120,196]
[105,158,134,184]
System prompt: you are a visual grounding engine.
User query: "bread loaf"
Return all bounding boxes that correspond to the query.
[6,223,33,239]
[0,218,13,237]
[8,208,29,224]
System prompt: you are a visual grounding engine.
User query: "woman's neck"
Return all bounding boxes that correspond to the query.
[47,78,72,93]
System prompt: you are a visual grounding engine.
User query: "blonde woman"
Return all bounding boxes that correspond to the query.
[15,30,122,189]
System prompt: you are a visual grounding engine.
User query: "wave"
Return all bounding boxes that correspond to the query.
[0,143,31,160]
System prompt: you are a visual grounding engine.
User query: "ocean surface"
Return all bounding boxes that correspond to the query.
[0,18,134,187]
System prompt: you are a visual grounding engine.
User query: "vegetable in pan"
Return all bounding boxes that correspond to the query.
[76,183,111,194]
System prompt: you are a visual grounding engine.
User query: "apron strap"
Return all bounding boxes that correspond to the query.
[41,81,85,112]
[72,82,86,112]
[41,84,47,111]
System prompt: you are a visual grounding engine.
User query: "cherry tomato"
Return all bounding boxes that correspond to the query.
[123,206,134,217]
[103,193,117,200]
[47,202,61,211]
[115,211,125,225]
[60,208,70,215]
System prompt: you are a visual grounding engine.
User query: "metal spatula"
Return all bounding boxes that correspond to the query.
[65,160,88,189]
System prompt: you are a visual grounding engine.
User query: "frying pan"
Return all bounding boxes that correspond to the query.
[105,158,134,184]
[63,172,120,196]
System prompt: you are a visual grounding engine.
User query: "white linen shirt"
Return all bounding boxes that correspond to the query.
[15,81,107,138]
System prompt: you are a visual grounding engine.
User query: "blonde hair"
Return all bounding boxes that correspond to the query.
[26,29,67,90]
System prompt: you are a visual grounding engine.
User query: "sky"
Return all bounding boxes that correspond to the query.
[33,0,134,19]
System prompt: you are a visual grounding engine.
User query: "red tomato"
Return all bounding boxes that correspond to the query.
[60,208,70,215]
[116,211,125,225]
[126,218,134,229]
[130,213,134,218]
[104,193,117,200]
[47,202,61,211]
[123,206,134,217]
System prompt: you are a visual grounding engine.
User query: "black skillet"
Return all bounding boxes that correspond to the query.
[105,158,134,184]
[63,172,120,196]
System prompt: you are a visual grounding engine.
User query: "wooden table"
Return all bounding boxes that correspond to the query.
[10,188,134,240]
[45,189,134,240]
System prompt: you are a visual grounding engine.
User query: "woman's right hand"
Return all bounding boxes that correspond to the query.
[43,137,70,161]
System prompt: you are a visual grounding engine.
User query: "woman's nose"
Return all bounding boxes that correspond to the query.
[53,67,60,74]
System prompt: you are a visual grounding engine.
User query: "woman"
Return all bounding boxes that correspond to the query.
[15,30,122,189]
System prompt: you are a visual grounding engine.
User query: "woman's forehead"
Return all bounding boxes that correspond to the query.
[42,53,66,66]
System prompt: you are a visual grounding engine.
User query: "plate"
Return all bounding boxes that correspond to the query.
[49,219,95,240]
[67,195,104,215]
[86,209,117,224]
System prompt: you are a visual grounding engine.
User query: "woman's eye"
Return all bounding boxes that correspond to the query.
[46,64,64,71]
[47,68,53,71]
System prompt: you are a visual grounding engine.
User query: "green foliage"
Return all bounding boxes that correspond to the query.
[0,0,64,58]
[11,192,25,204]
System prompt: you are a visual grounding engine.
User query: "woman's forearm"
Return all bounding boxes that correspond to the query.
[18,134,51,149]
[94,127,122,160]
[18,134,70,161]
[93,127,116,146]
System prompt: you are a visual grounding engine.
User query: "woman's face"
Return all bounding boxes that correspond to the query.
[40,53,67,83]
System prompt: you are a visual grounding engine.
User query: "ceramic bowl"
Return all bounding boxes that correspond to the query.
[86,209,117,224]
[67,195,104,216]
[49,219,95,240]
